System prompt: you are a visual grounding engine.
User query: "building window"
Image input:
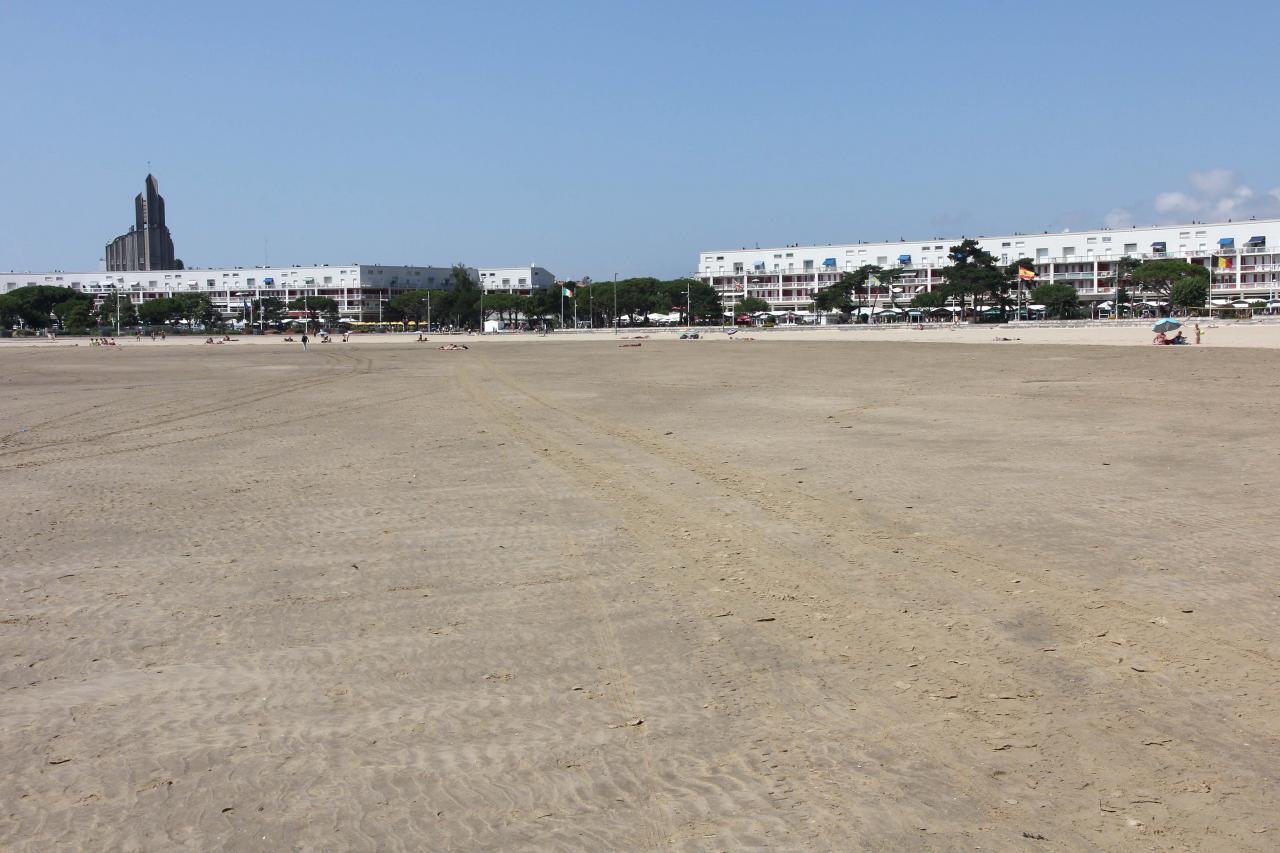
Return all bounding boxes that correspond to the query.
[1102,236,1111,243]
[518,278,527,285]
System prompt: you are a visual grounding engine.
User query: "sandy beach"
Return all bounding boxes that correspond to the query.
[2,334,1279,850]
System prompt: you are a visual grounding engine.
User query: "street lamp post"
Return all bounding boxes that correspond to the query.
[613,273,618,334]
[480,283,485,332]
[114,286,121,337]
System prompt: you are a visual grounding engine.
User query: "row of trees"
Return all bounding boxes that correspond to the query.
[0,285,288,333]
[383,270,722,329]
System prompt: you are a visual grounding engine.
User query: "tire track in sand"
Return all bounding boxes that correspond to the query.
[461,351,1280,850]
[456,362,908,849]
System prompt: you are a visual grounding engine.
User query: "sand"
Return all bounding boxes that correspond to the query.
[2,335,1278,850]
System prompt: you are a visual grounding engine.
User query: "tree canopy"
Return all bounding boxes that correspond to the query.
[1170,278,1209,310]
[1030,282,1080,319]
[388,290,436,326]
[287,295,339,324]
[138,293,222,327]
[95,292,139,329]
[910,290,946,309]
[735,296,770,315]
[251,296,287,325]
[1131,259,1210,301]
[0,285,90,330]
[940,240,1005,314]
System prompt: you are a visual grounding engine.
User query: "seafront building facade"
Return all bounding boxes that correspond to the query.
[477,266,555,294]
[1,264,516,322]
[698,219,1280,317]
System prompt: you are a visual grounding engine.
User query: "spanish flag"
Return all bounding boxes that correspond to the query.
[1018,267,1036,281]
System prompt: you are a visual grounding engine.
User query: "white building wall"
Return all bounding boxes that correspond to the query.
[698,218,1280,311]
[0,263,460,321]
[476,266,555,293]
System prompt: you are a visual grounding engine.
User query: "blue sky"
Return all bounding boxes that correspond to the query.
[4,0,1279,279]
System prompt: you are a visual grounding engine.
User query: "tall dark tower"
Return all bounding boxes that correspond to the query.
[105,174,181,271]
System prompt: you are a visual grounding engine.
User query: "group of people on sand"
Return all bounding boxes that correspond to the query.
[204,336,236,344]
[1154,323,1201,346]
[88,337,118,347]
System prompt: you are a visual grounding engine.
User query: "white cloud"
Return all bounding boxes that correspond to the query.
[1104,208,1134,228]
[1188,168,1238,197]
[1154,191,1198,215]
[1145,170,1280,222]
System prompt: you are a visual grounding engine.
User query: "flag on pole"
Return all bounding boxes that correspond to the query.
[1018,267,1036,281]
[1216,255,1233,269]
[562,284,575,297]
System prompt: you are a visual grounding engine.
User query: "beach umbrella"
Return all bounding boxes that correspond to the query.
[1151,318,1182,333]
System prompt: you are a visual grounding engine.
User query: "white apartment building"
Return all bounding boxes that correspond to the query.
[698,219,1280,315]
[0,263,551,321]
[476,266,555,295]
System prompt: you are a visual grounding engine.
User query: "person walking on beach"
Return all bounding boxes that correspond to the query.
[1194,323,1203,345]
[300,333,309,351]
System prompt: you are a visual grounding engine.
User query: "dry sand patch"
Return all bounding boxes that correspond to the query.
[1,340,1278,850]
